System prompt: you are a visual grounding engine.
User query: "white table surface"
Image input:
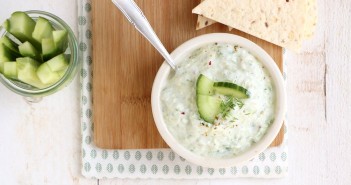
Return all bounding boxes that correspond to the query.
[1,0,350,184]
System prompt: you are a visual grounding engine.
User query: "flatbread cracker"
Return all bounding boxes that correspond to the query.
[196,0,216,30]
[196,0,238,31]
[196,14,216,30]
[304,0,317,39]
[193,0,317,51]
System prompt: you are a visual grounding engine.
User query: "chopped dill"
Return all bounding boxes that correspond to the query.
[220,97,244,118]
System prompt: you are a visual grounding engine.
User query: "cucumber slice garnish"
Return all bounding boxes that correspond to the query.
[195,74,249,123]
[53,30,68,52]
[196,74,215,95]
[196,75,219,123]
[196,94,221,123]
[36,63,61,85]
[46,54,68,72]
[18,41,41,61]
[32,17,54,44]
[213,82,250,99]
[4,12,39,48]
[196,74,214,95]
[3,62,17,79]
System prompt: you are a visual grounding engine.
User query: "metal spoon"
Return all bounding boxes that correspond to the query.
[112,0,177,70]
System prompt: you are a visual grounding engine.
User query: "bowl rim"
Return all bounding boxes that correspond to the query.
[151,33,286,168]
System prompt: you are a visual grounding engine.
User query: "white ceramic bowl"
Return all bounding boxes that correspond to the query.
[151,33,286,168]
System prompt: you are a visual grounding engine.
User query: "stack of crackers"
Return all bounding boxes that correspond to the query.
[193,0,317,51]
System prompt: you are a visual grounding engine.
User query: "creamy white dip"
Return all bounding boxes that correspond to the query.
[161,43,275,158]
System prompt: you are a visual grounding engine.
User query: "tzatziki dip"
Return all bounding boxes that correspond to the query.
[161,43,275,158]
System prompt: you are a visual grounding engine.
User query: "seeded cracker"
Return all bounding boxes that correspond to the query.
[303,0,317,39]
[193,0,317,51]
[196,0,234,31]
[196,0,216,30]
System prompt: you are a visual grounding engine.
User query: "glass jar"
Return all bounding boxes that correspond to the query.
[0,10,79,101]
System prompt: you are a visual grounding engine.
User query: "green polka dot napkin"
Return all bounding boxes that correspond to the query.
[79,0,288,179]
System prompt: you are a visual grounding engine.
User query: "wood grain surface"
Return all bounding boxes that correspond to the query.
[92,0,284,149]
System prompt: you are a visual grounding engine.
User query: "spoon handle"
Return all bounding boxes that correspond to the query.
[112,0,176,69]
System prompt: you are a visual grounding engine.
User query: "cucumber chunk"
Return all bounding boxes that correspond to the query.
[0,36,20,57]
[196,74,214,95]
[37,63,60,85]
[4,12,39,48]
[0,41,15,73]
[53,30,68,52]
[196,95,221,123]
[42,38,58,60]
[47,54,68,72]
[0,44,16,62]
[0,61,4,73]
[0,61,5,74]
[16,57,46,89]
[17,57,39,70]
[2,19,10,30]
[3,62,17,79]
[213,82,250,99]
[32,17,54,44]
[18,41,41,61]
[57,67,68,78]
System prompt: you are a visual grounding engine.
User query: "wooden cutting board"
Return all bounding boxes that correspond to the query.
[92,0,284,149]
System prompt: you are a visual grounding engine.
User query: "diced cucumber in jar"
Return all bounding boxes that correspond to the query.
[32,17,54,44]
[3,62,17,79]
[0,36,20,57]
[16,57,46,89]
[36,54,68,85]
[42,38,58,60]
[18,41,41,61]
[36,63,60,85]
[53,30,68,52]
[2,19,10,30]
[16,57,39,70]
[57,67,68,78]
[0,44,16,62]
[0,11,70,89]
[3,12,39,48]
[46,54,68,72]
[0,61,4,73]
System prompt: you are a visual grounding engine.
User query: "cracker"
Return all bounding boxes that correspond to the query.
[196,15,216,30]
[196,0,216,30]
[193,0,317,51]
